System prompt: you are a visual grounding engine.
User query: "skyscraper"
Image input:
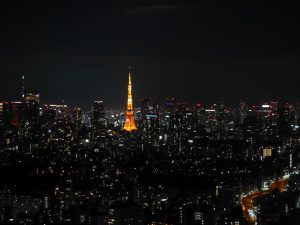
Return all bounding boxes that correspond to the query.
[92,101,107,139]
[72,107,83,137]
[1,102,22,145]
[21,91,40,147]
[140,97,159,145]
[238,100,247,125]
[0,102,3,136]
[123,67,137,132]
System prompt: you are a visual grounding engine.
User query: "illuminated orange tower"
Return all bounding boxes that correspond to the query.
[123,66,137,131]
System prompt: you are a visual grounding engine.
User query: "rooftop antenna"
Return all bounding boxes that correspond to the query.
[22,75,25,98]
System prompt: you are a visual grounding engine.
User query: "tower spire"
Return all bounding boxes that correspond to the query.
[22,75,25,98]
[123,66,137,131]
[128,66,132,84]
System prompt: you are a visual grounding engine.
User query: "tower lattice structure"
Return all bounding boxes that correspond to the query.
[123,67,137,131]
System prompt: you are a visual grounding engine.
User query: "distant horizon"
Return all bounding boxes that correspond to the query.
[1,1,299,109]
[1,83,300,112]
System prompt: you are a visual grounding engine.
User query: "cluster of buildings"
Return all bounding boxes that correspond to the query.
[0,70,300,225]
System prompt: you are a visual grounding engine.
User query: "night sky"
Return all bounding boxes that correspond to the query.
[0,1,299,109]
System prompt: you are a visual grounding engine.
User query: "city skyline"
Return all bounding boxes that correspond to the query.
[2,72,300,111]
[1,2,300,225]
[1,78,300,225]
[0,1,299,108]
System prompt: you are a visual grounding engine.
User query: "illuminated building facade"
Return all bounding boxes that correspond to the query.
[3,102,22,143]
[123,67,137,132]
[21,91,40,147]
[141,97,159,146]
[238,100,248,125]
[161,98,175,144]
[0,102,3,140]
[278,103,294,139]
[72,107,83,137]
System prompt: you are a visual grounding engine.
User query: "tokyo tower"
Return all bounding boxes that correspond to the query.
[123,66,137,131]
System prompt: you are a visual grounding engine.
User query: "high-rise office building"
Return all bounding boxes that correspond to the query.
[2,101,22,145]
[21,91,40,148]
[141,97,159,146]
[238,100,248,125]
[72,107,83,137]
[0,102,3,140]
[92,101,107,140]
[161,98,176,144]
[42,104,70,124]
[277,103,294,139]
[204,105,218,139]
[256,103,278,140]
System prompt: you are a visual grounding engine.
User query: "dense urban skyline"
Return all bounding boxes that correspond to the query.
[0,1,299,109]
[1,2,300,224]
